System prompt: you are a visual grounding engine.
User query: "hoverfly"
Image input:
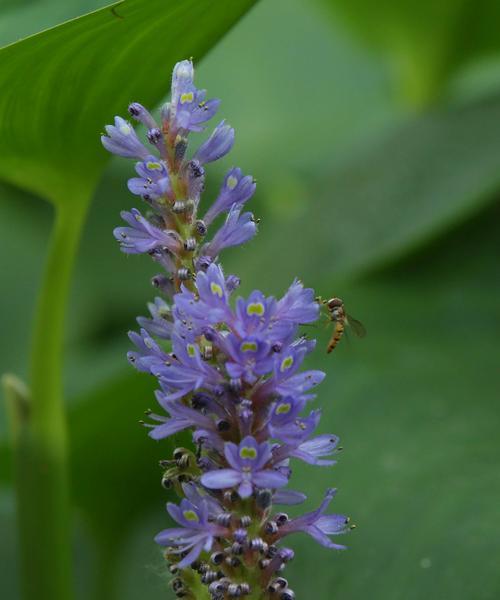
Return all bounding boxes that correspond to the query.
[322,297,366,353]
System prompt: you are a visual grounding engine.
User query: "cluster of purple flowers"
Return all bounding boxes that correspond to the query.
[103,59,350,599]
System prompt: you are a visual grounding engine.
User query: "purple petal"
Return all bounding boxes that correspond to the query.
[177,540,207,568]
[224,442,241,470]
[316,514,349,535]
[201,469,242,489]
[305,525,347,550]
[252,469,288,489]
[148,418,191,440]
[166,502,184,525]
[273,489,307,505]
[237,480,253,498]
[154,527,194,545]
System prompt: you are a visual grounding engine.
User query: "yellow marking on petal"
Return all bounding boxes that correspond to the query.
[227,175,238,190]
[246,302,265,317]
[187,343,197,357]
[183,510,199,522]
[210,282,223,298]
[146,161,162,170]
[280,356,294,372]
[276,403,291,415]
[240,341,258,353]
[134,213,142,222]
[180,92,194,104]
[239,446,257,460]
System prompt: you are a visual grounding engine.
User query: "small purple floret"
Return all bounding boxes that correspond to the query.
[201,436,288,498]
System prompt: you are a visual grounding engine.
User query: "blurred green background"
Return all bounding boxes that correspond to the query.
[1,0,499,598]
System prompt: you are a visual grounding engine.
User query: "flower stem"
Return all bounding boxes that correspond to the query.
[11,199,89,600]
[182,567,211,600]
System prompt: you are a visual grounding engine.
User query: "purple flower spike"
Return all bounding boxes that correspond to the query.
[101,116,150,159]
[201,436,288,498]
[194,120,235,164]
[107,58,351,597]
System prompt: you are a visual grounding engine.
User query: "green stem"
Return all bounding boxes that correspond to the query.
[182,566,211,600]
[13,200,88,600]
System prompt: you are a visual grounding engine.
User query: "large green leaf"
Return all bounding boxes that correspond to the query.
[0,1,108,47]
[284,202,500,600]
[236,91,500,289]
[0,0,257,204]
[320,0,500,105]
[70,372,161,540]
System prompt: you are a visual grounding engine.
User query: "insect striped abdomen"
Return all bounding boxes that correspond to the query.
[327,321,345,353]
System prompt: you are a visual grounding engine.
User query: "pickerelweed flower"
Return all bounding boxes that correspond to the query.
[103,58,352,599]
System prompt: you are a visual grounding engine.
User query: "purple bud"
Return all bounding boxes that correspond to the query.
[225,275,241,293]
[147,128,162,144]
[194,120,234,164]
[128,102,158,129]
[186,159,205,200]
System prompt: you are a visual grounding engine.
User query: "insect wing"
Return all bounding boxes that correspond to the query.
[346,314,366,338]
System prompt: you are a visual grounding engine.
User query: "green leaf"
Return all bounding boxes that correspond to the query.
[0,1,108,47]
[0,0,257,204]
[320,0,500,106]
[241,92,500,288]
[0,0,109,46]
